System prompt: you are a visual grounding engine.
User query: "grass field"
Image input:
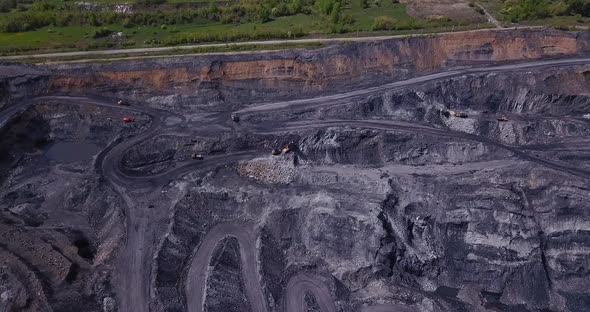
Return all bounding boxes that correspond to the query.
[0,0,535,56]
[344,1,411,30]
[16,41,326,63]
[0,0,425,55]
[479,0,590,29]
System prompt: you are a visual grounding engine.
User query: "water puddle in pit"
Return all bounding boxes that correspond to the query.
[44,142,102,163]
[165,116,182,126]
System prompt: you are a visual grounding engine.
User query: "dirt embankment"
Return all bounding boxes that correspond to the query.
[37,29,590,110]
[0,64,48,111]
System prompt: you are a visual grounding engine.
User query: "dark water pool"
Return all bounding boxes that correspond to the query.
[44,142,102,163]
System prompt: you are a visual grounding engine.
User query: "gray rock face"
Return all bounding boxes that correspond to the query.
[204,237,252,312]
[1,30,590,312]
[304,292,321,312]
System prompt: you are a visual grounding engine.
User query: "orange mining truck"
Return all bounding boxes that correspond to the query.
[448,110,468,118]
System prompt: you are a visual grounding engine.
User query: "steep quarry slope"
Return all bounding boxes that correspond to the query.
[0,101,147,311]
[1,28,590,312]
[42,29,590,111]
[151,65,590,312]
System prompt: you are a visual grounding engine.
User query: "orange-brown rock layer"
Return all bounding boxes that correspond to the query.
[29,29,590,108]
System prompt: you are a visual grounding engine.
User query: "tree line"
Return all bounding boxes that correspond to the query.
[0,0,313,32]
[502,0,590,22]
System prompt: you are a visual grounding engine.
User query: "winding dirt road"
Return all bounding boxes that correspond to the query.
[285,273,338,312]
[186,223,266,312]
[2,56,590,312]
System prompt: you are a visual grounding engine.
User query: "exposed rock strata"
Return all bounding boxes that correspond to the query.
[0,29,589,312]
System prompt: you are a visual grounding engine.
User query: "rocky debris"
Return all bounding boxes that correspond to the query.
[204,237,251,312]
[304,291,321,312]
[75,2,133,13]
[122,135,178,175]
[238,156,298,184]
[152,191,241,312]
[0,250,51,312]
[0,102,126,312]
[2,29,590,312]
[103,296,116,312]
[30,29,590,113]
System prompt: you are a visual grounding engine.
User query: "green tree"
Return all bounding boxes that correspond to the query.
[274,2,290,16]
[258,5,271,22]
[567,0,584,14]
[123,17,133,28]
[90,13,101,27]
[372,15,395,30]
[502,0,550,22]
[208,1,219,14]
[318,0,336,15]
[330,2,341,23]
[291,0,302,13]
[360,0,368,9]
[340,13,354,24]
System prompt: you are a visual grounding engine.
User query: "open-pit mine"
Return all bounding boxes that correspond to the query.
[1,28,590,312]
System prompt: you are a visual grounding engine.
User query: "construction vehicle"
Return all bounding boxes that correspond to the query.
[271,149,281,156]
[117,100,127,106]
[192,153,204,160]
[123,117,135,123]
[448,110,468,118]
[231,114,240,122]
[497,116,508,122]
[282,146,291,154]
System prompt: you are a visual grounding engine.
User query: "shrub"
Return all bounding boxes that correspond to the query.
[291,0,302,13]
[372,15,395,30]
[360,0,368,8]
[340,13,355,24]
[550,1,568,15]
[330,23,349,33]
[273,2,291,16]
[502,0,551,22]
[208,1,219,14]
[330,2,341,23]
[318,0,339,15]
[92,27,112,38]
[258,6,271,22]
[220,12,240,24]
[163,28,307,46]
[123,17,133,28]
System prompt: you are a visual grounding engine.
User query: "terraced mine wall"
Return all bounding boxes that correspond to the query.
[21,28,590,111]
[1,28,590,312]
[0,64,48,110]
